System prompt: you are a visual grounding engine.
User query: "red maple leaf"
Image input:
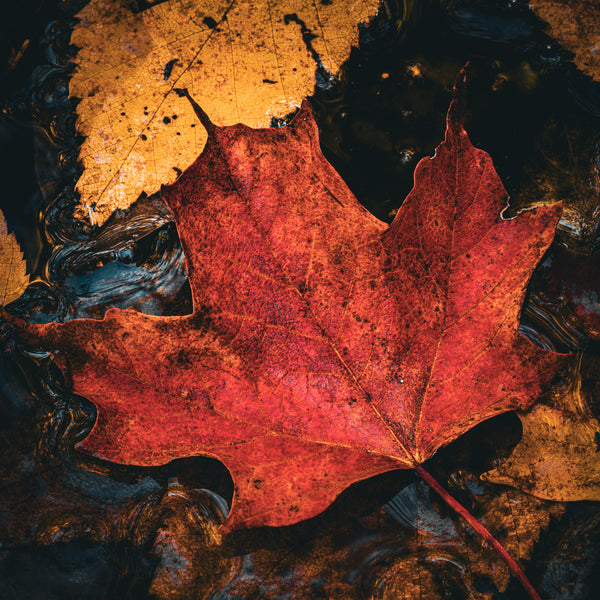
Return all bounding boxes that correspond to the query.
[9,74,563,542]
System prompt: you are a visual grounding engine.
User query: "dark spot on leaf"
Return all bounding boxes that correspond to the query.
[163,116,171,125]
[120,111,126,116]
[141,134,147,140]
[163,58,179,81]
[190,305,212,329]
[263,78,277,84]
[176,349,192,366]
[203,16,217,28]
[253,479,263,489]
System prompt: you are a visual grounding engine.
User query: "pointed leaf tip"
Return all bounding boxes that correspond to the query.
[447,64,470,131]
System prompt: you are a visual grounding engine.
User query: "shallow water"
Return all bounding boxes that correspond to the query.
[1,1,600,598]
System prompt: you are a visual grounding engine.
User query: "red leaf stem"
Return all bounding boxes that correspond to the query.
[415,464,542,600]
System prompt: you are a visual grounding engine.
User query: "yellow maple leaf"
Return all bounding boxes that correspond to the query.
[0,210,29,306]
[482,354,600,502]
[70,0,380,225]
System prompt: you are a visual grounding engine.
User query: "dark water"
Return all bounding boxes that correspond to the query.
[1,0,600,598]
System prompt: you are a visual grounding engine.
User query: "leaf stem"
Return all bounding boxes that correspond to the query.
[414,464,542,600]
[174,88,216,134]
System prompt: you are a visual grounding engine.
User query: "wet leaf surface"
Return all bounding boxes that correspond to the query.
[10,82,563,534]
[68,0,380,225]
[0,210,29,306]
[483,353,600,502]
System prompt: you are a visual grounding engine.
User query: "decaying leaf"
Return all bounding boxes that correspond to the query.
[10,75,564,533]
[0,210,29,306]
[483,354,600,501]
[530,0,600,82]
[70,0,380,225]
[381,476,564,599]
[467,483,564,596]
